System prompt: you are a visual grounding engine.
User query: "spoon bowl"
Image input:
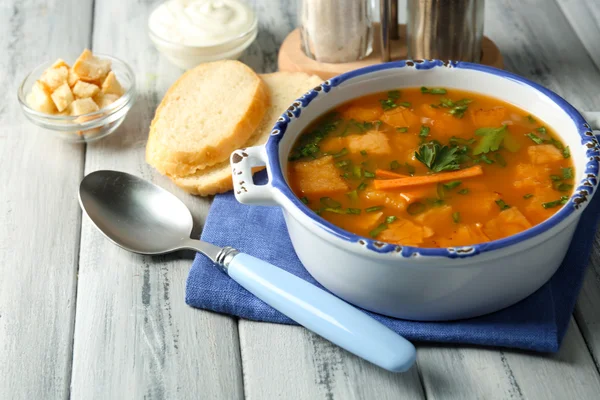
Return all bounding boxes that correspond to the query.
[79,170,193,255]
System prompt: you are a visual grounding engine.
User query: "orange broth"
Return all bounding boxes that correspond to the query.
[287,87,575,248]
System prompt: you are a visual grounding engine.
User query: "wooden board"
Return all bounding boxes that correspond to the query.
[0,1,91,398]
[278,26,503,80]
[68,0,244,398]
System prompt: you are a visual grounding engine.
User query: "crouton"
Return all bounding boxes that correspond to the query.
[50,83,75,112]
[527,144,564,164]
[292,156,349,196]
[72,80,100,99]
[73,49,112,82]
[101,71,124,96]
[347,130,392,155]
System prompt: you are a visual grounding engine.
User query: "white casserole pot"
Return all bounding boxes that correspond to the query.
[231,60,600,321]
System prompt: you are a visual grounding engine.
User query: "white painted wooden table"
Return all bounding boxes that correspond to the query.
[2,0,600,398]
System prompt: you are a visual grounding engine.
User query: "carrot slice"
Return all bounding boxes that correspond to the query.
[373,165,484,190]
[375,169,408,179]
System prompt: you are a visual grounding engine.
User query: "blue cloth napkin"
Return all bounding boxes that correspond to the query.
[186,171,600,352]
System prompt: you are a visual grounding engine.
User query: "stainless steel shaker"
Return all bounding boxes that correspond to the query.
[406,0,485,62]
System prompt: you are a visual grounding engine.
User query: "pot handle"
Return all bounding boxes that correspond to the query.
[231,146,279,206]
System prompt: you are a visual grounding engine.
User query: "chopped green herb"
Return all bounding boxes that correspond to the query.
[407,202,426,215]
[352,165,362,179]
[419,125,430,138]
[449,105,469,118]
[300,197,309,204]
[398,102,411,108]
[364,170,376,178]
[346,208,362,215]
[523,193,534,199]
[542,196,569,209]
[365,205,384,213]
[357,182,368,191]
[443,180,462,190]
[494,153,507,167]
[437,183,446,200]
[495,199,510,210]
[288,113,341,160]
[427,198,445,207]
[360,150,368,156]
[554,182,573,192]
[380,98,398,111]
[536,126,547,134]
[322,207,345,214]
[439,98,455,108]
[369,223,389,238]
[320,197,341,209]
[415,141,461,172]
[563,146,571,159]
[550,174,562,181]
[390,160,401,170]
[346,190,358,201]
[562,167,574,179]
[405,163,416,176]
[385,216,397,224]
[526,115,536,123]
[396,127,408,133]
[526,132,544,144]
[477,154,494,164]
[334,160,350,168]
[341,172,350,179]
[452,212,461,223]
[458,188,470,195]
[421,86,447,95]
[473,125,508,154]
[332,148,348,158]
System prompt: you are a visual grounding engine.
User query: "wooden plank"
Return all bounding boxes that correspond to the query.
[555,0,600,370]
[68,1,243,398]
[0,1,92,399]
[239,322,425,400]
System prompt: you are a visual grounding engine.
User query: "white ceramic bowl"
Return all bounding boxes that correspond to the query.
[231,60,600,321]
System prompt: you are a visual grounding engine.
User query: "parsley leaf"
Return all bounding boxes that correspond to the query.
[473,125,508,155]
[415,141,461,173]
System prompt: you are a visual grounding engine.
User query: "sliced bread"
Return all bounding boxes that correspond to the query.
[172,72,324,195]
[146,60,270,177]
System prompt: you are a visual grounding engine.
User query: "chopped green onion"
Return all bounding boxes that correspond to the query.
[346,190,358,201]
[341,172,350,179]
[323,207,345,214]
[449,105,469,118]
[563,146,571,159]
[332,148,348,158]
[421,86,447,95]
[396,127,408,133]
[320,197,341,209]
[437,183,446,200]
[300,197,309,204]
[357,182,368,191]
[526,132,544,144]
[380,99,398,111]
[407,202,427,215]
[452,212,460,223]
[335,160,350,168]
[364,170,376,178]
[562,167,574,179]
[542,196,569,209]
[385,216,397,224]
[419,125,430,138]
[360,150,368,156]
[398,102,411,108]
[536,126,547,134]
[526,115,536,123]
[554,182,573,192]
[458,188,470,195]
[443,180,462,190]
[495,199,510,210]
[346,208,361,215]
[405,163,416,176]
[369,223,388,238]
[352,165,362,179]
[427,198,445,207]
[390,160,400,170]
[523,193,534,199]
[365,205,384,213]
[550,174,562,181]
[494,153,507,167]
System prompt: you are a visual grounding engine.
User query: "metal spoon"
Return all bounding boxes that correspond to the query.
[78,170,416,372]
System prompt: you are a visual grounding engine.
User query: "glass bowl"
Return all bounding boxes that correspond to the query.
[17,54,136,144]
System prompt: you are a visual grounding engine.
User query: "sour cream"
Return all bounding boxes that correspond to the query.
[149,0,256,47]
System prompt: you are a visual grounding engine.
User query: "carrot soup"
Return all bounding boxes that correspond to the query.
[287,87,574,248]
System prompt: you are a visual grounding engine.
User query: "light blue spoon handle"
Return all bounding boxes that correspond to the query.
[226,252,416,372]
